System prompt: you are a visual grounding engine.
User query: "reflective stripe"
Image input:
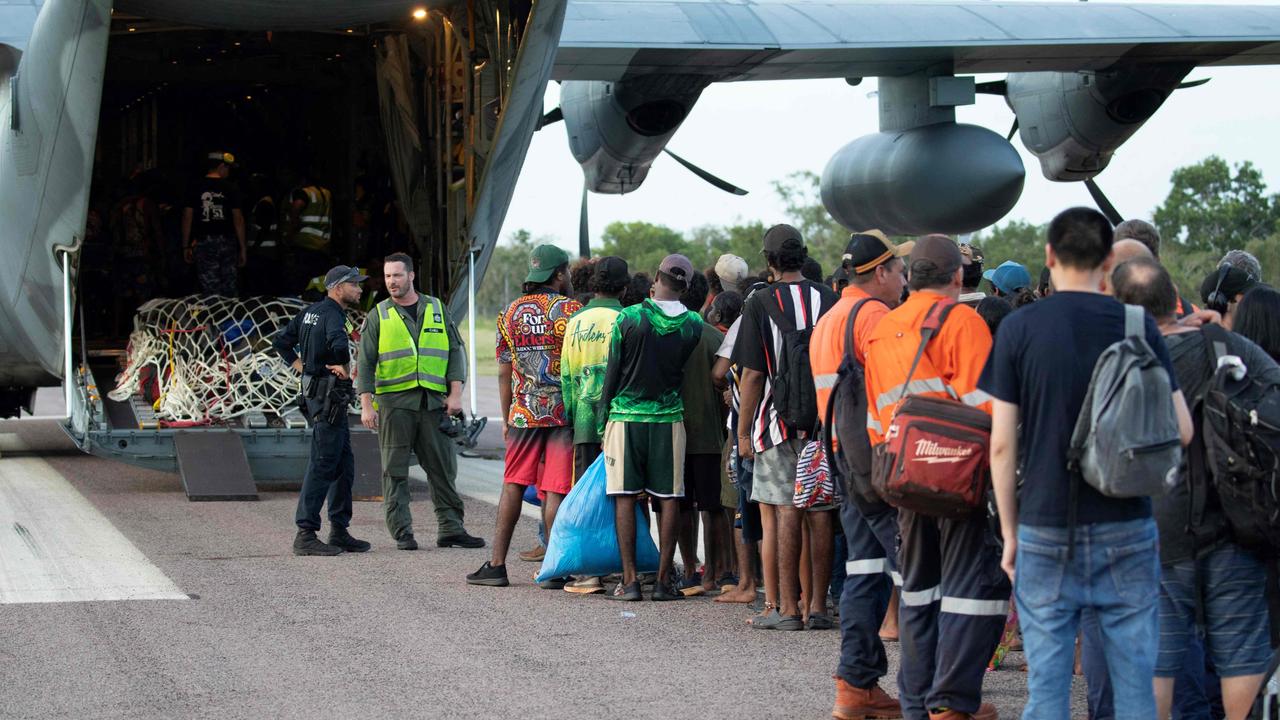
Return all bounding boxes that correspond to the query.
[299,215,327,222]
[299,227,330,237]
[374,372,448,389]
[417,348,449,359]
[961,389,992,407]
[867,413,883,433]
[940,597,1009,616]
[815,373,838,390]
[899,585,941,606]
[845,558,887,575]
[377,348,417,362]
[889,571,903,587]
[876,378,953,413]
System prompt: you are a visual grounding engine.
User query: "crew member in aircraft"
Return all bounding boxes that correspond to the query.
[273,265,372,556]
[356,252,483,552]
[183,151,247,297]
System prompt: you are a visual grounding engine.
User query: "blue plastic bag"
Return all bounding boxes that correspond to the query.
[535,455,659,581]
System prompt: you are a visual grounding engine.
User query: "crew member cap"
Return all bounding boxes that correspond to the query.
[593,256,630,286]
[983,261,1033,295]
[325,265,368,289]
[207,151,237,166]
[526,244,570,283]
[909,234,963,277]
[762,224,804,254]
[842,229,909,274]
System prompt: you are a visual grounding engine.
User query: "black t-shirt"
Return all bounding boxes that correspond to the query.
[978,292,1178,527]
[186,177,242,239]
[732,279,838,451]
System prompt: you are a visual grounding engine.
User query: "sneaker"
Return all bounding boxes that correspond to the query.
[327,528,371,553]
[466,561,509,587]
[437,532,485,549]
[650,581,684,602]
[293,529,343,556]
[606,581,642,601]
[396,534,419,551]
[564,576,605,594]
[518,546,545,562]
[538,576,570,590]
[832,678,902,720]
[928,703,997,720]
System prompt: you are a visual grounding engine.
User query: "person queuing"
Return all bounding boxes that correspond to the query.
[1112,257,1275,720]
[599,255,704,601]
[183,151,247,297]
[864,235,1008,720]
[467,244,582,588]
[356,253,483,552]
[981,208,1193,718]
[735,224,838,631]
[559,256,630,595]
[810,230,909,720]
[273,265,371,556]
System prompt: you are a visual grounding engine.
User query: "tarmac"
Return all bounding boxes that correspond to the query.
[0,384,1092,719]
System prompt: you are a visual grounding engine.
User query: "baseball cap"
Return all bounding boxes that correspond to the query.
[526,244,570,283]
[1200,264,1261,305]
[909,234,963,277]
[715,254,750,293]
[842,229,909,274]
[593,256,629,286]
[658,254,695,282]
[983,261,1033,295]
[762,224,804,254]
[324,265,368,289]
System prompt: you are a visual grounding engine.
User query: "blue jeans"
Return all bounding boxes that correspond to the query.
[1081,613,1222,720]
[1016,518,1160,720]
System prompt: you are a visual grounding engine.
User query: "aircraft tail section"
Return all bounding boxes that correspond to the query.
[0,0,112,390]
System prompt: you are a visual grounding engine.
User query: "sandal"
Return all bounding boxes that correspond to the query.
[749,608,784,630]
[805,613,834,630]
[775,614,805,631]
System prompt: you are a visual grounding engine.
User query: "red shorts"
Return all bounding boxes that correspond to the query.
[504,426,574,497]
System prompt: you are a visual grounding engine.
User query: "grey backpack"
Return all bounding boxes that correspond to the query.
[1068,304,1181,498]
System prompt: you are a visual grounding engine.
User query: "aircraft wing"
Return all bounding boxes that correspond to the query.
[553,0,1280,81]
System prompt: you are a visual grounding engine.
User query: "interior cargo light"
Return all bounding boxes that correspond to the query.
[412,7,428,20]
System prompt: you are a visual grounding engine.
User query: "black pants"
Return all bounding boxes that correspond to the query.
[837,496,900,689]
[897,508,1010,719]
[294,416,354,531]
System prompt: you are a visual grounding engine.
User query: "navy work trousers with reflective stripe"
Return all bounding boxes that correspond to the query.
[897,508,1010,719]
[837,496,900,689]
[295,416,354,531]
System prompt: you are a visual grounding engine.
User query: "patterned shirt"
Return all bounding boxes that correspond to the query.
[496,291,582,428]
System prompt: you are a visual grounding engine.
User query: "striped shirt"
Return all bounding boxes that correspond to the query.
[732,280,838,453]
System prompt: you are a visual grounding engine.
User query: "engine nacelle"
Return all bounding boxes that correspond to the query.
[820,123,1025,236]
[1006,65,1191,182]
[561,75,709,194]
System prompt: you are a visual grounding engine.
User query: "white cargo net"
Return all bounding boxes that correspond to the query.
[108,295,364,425]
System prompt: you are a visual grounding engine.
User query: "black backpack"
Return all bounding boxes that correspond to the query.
[822,298,889,514]
[760,294,819,433]
[1200,323,1280,554]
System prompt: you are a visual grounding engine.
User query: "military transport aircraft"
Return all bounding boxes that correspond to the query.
[2,0,1280,489]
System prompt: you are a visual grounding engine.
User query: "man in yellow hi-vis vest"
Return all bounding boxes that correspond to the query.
[290,179,333,292]
[356,252,484,550]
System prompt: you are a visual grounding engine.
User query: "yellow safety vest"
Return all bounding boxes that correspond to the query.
[294,185,332,252]
[374,297,450,394]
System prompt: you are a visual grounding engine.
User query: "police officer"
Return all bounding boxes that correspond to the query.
[357,252,483,551]
[274,265,372,556]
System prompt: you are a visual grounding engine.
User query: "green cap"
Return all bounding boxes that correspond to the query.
[525,244,569,283]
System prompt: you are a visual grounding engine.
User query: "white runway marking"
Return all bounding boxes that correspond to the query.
[0,457,187,604]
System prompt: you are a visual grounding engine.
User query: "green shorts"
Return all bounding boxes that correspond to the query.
[603,420,685,497]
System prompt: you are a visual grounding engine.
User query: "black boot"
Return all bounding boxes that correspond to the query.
[328,527,371,553]
[293,529,343,556]
[397,533,419,551]
[437,531,485,549]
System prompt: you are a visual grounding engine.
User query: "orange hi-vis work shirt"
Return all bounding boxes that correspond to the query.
[810,285,891,418]
[863,290,994,446]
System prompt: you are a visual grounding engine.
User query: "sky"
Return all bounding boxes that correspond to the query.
[498,0,1280,254]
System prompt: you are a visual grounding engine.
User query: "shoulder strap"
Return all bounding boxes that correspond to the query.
[760,291,797,334]
[842,298,885,365]
[1199,322,1230,365]
[1123,304,1145,339]
[897,298,957,403]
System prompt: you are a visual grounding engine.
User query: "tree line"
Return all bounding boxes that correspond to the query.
[476,157,1280,319]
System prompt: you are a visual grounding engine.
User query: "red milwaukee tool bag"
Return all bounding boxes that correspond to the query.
[871,300,991,518]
